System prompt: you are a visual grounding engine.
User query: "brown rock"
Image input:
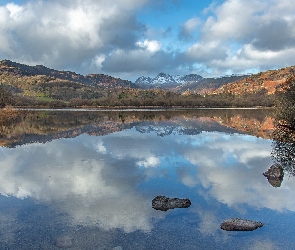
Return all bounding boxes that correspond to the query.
[220,218,264,231]
[263,163,284,187]
[152,195,191,211]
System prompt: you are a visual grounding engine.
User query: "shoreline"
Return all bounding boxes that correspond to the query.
[10,106,274,112]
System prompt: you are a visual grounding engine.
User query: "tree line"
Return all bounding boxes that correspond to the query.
[1,84,276,108]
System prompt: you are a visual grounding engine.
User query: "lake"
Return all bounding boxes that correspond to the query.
[0,109,294,249]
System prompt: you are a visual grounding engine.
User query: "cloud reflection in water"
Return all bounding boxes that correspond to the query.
[1,126,295,235]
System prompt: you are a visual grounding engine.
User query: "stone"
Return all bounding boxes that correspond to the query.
[152,195,191,211]
[220,218,264,231]
[55,236,73,248]
[263,163,284,187]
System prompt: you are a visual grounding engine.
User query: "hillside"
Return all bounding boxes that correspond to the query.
[213,66,295,95]
[0,60,138,102]
[136,66,295,96]
[174,75,247,94]
[1,59,294,108]
[0,60,136,88]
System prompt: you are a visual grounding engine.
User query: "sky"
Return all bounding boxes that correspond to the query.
[1,0,295,81]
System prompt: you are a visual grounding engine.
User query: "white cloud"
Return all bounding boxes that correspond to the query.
[0,6,13,54]
[91,55,106,72]
[202,0,264,41]
[3,118,295,238]
[0,138,159,233]
[193,207,220,236]
[184,17,200,33]
[249,239,279,250]
[0,0,147,73]
[206,44,295,74]
[180,132,295,212]
[1,0,295,82]
[5,3,22,17]
[240,44,295,60]
[184,0,295,76]
[136,156,161,168]
[186,41,227,62]
[136,39,162,53]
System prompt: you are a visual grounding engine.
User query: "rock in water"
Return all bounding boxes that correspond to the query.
[55,236,73,248]
[220,218,264,231]
[263,163,284,187]
[152,195,191,211]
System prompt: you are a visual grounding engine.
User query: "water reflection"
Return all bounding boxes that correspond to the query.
[271,78,295,176]
[1,109,295,249]
[263,163,284,187]
[1,137,159,233]
[0,109,273,147]
[272,121,295,176]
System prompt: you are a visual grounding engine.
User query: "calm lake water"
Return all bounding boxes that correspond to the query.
[0,109,294,249]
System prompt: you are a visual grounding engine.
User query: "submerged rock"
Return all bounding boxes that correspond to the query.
[152,195,191,211]
[263,163,284,187]
[220,218,264,231]
[55,236,73,248]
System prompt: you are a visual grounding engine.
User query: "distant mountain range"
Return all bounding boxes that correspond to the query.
[135,72,249,94]
[135,72,203,89]
[135,66,295,95]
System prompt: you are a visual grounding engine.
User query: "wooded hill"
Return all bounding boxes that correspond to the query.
[0,59,294,108]
[0,59,140,104]
[213,66,295,95]
[0,59,136,88]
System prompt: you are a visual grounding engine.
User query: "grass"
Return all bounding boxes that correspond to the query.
[36,96,57,102]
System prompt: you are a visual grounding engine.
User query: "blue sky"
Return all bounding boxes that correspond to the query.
[1,0,295,81]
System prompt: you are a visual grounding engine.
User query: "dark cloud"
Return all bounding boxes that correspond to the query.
[185,42,227,63]
[178,17,200,42]
[101,49,177,74]
[0,0,148,74]
[178,27,193,42]
[1,0,295,80]
[252,19,295,51]
[162,27,172,38]
[98,15,146,52]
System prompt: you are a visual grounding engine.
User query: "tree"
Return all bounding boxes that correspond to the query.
[0,85,13,108]
[271,76,295,175]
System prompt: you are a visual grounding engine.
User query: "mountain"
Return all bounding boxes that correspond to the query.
[134,72,248,93]
[174,75,247,94]
[137,65,295,95]
[213,66,295,95]
[135,72,203,89]
[2,59,295,108]
[0,59,138,89]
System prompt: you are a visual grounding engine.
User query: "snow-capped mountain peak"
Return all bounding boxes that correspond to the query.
[135,72,203,89]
